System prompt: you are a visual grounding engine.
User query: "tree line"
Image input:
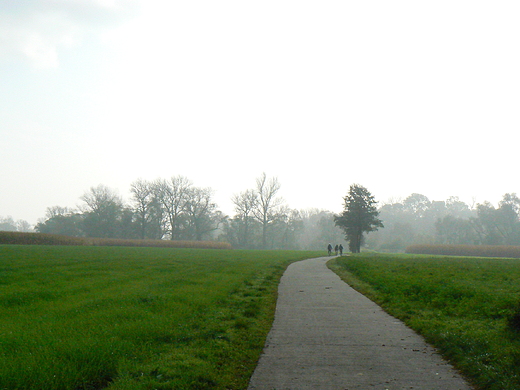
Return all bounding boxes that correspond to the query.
[30,173,343,250]
[367,192,520,252]
[3,177,519,252]
[0,217,31,233]
[333,186,520,253]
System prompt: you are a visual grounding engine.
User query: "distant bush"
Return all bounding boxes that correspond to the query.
[0,231,232,250]
[406,244,520,258]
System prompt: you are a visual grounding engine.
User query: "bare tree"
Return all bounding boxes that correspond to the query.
[45,206,73,219]
[0,216,17,232]
[231,189,258,248]
[16,220,32,232]
[130,178,162,239]
[184,186,222,240]
[296,209,344,250]
[154,176,192,240]
[253,173,284,248]
[80,185,123,213]
[0,217,32,232]
[270,206,302,249]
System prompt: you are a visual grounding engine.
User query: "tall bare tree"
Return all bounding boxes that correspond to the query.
[0,216,17,232]
[231,189,258,248]
[130,178,162,239]
[154,176,192,240]
[45,206,73,219]
[253,173,284,248]
[184,186,222,240]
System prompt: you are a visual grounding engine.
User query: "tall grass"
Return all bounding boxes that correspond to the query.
[0,231,232,249]
[0,245,322,389]
[329,253,520,390]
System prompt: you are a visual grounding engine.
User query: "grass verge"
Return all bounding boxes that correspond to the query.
[328,253,520,390]
[0,245,322,389]
[406,244,520,258]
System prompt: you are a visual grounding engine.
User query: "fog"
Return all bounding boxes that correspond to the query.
[1,1,519,229]
[3,172,520,253]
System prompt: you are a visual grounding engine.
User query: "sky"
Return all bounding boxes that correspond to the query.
[1,0,519,226]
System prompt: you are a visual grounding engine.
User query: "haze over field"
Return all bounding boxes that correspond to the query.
[1,1,519,225]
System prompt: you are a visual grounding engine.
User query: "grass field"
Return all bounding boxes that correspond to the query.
[0,245,322,389]
[329,253,520,390]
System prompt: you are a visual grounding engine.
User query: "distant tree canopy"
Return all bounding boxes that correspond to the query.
[226,173,343,250]
[25,174,520,252]
[36,178,225,242]
[367,192,520,252]
[334,184,383,253]
[33,173,346,250]
[0,216,31,233]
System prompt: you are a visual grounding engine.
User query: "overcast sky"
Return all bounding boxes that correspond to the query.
[1,1,519,225]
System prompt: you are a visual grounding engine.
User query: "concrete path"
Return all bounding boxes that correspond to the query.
[248,257,473,390]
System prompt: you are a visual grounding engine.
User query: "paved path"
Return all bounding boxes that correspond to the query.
[248,257,473,390]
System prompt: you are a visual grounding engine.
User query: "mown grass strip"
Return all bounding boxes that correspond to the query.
[329,253,520,390]
[0,245,322,389]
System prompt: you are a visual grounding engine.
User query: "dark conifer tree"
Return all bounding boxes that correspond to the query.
[334,184,383,253]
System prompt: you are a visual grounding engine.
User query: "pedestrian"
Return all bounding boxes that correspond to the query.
[339,244,343,256]
[327,243,333,256]
[334,244,339,255]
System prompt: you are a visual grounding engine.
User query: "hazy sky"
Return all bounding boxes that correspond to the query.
[1,1,519,225]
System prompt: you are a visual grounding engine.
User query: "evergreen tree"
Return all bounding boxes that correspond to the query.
[335,184,383,253]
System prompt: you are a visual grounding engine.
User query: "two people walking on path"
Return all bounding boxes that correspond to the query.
[327,243,343,256]
[247,257,473,390]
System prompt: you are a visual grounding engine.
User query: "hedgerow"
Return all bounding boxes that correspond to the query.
[0,231,232,250]
[405,244,520,258]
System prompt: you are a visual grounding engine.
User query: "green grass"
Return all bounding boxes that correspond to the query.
[0,245,322,389]
[329,253,520,390]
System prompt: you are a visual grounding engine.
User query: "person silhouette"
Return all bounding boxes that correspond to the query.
[327,243,333,256]
[339,244,343,256]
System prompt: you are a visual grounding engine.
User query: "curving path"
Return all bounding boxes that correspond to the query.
[248,257,473,390]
